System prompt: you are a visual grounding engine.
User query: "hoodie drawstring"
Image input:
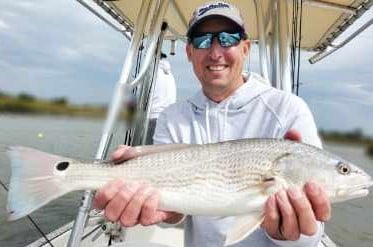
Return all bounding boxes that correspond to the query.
[222,99,231,141]
[205,102,212,143]
[205,100,231,143]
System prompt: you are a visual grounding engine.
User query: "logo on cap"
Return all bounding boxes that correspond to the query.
[198,2,230,16]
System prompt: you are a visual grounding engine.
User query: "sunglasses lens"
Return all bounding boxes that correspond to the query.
[192,34,212,49]
[219,32,241,47]
[191,32,242,49]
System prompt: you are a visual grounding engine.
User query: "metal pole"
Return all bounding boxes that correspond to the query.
[253,0,270,81]
[130,0,171,145]
[309,18,373,63]
[76,0,131,40]
[130,0,170,88]
[140,23,168,145]
[67,0,153,246]
[269,0,279,88]
[303,0,356,14]
[277,0,292,92]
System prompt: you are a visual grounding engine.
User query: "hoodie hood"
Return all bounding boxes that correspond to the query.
[187,72,272,112]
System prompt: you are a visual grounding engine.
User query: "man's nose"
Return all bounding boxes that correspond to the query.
[208,38,224,60]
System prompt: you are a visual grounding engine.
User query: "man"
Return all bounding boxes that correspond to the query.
[147,53,177,144]
[94,1,331,246]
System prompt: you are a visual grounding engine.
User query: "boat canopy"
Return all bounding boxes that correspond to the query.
[103,0,372,51]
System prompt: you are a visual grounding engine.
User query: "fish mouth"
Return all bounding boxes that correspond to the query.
[334,181,373,202]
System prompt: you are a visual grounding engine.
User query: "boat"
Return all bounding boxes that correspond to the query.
[2,0,372,246]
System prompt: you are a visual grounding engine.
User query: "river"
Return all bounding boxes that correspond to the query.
[0,114,372,246]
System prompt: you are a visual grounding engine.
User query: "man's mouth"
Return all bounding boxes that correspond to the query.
[207,65,227,71]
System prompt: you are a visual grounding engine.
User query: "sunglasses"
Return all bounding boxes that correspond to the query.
[189,31,245,49]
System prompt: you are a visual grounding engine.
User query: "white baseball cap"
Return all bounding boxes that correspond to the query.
[187,1,247,38]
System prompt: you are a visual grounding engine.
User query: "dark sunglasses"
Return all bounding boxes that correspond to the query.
[189,31,245,49]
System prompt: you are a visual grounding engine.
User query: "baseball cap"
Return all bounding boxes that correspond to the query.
[186,1,247,38]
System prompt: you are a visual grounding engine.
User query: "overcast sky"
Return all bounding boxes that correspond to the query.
[0,0,372,136]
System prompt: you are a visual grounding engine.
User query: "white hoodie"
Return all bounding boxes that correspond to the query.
[153,72,323,246]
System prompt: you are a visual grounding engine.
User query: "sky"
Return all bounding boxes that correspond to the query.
[0,0,372,136]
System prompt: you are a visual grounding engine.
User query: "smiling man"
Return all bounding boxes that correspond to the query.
[186,17,249,102]
[94,1,330,246]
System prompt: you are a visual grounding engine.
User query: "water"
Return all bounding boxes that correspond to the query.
[1,114,372,246]
[0,114,126,246]
[323,144,373,247]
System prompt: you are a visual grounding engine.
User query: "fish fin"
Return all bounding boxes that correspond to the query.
[6,146,73,221]
[130,143,192,158]
[224,212,264,246]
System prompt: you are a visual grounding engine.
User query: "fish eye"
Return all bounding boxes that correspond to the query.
[336,161,351,175]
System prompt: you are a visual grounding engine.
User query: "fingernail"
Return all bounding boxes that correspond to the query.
[288,187,301,199]
[111,149,122,160]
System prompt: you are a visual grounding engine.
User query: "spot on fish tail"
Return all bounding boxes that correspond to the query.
[56,161,70,171]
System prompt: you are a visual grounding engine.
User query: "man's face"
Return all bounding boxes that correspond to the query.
[186,17,250,102]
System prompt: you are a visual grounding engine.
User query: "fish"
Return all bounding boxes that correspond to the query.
[6,138,373,246]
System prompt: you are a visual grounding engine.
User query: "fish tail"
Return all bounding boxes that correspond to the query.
[6,146,72,221]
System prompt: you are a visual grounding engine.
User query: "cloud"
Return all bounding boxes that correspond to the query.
[0,0,128,104]
[0,18,10,30]
[57,46,83,61]
[12,1,39,9]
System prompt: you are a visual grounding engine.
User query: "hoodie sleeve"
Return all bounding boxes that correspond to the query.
[265,222,324,247]
[285,96,322,148]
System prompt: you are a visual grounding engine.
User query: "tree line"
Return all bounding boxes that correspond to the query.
[0,91,105,117]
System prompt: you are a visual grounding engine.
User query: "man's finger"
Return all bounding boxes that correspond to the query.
[276,190,300,241]
[305,182,331,222]
[111,145,133,163]
[103,183,136,222]
[262,195,282,239]
[287,187,317,236]
[284,129,302,142]
[139,191,160,226]
[93,178,126,209]
[119,185,154,227]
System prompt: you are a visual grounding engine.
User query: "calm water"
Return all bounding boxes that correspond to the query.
[0,114,372,246]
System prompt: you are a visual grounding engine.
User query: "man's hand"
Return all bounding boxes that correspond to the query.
[261,130,331,240]
[262,182,331,240]
[93,145,183,227]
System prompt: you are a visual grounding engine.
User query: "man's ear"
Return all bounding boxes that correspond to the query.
[186,43,192,62]
[242,40,251,56]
